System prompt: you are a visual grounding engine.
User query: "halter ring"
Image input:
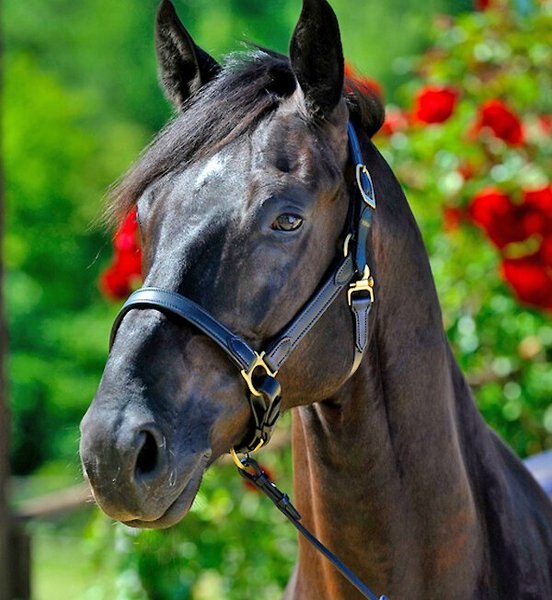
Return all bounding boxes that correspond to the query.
[240,352,278,397]
[230,447,248,470]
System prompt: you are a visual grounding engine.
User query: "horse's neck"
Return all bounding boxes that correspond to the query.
[291,352,486,598]
[290,156,488,598]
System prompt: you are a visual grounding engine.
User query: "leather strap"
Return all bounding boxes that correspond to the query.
[263,255,355,372]
[110,255,355,377]
[355,205,373,275]
[110,287,258,371]
[345,122,376,376]
[350,296,372,375]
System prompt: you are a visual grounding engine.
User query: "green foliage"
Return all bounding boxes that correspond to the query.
[4,0,151,473]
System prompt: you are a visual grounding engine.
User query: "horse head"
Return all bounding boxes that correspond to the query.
[79,0,384,528]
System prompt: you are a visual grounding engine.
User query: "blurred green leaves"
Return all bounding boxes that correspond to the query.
[4,15,149,473]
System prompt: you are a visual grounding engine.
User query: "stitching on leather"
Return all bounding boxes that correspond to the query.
[267,338,292,367]
[335,256,354,285]
[229,337,255,367]
[355,309,362,350]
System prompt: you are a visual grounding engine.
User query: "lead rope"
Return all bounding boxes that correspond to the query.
[230,450,389,600]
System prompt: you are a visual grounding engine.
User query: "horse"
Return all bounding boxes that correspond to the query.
[79,0,552,597]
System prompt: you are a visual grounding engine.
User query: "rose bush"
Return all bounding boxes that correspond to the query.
[374,0,552,456]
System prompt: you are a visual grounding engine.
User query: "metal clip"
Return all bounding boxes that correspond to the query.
[240,352,278,398]
[230,447,248,470]
[232,454,302,521]
[356,164,376,210]
[347,265,375,306]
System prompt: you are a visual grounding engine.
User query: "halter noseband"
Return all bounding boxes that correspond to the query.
[109,122,376,454]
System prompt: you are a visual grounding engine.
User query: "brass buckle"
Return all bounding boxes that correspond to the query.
[240,352,278,398]
[356,164,376,210]
[347,265,375,306]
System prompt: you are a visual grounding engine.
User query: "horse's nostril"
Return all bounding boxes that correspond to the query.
[135,430,160,477]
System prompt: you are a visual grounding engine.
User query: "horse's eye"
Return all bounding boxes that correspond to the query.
[271,214,304,232]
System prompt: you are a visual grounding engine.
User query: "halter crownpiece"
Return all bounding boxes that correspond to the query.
[109,121,376,453]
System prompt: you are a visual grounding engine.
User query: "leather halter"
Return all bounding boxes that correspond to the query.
[110,122,376,454]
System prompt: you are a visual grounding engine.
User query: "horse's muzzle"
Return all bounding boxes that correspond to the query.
[79,404,210,527]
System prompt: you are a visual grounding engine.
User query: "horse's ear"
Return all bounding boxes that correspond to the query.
[289,0,344,118]
[155,0,220,110]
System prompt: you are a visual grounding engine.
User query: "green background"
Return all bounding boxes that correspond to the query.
[4,1,550,598]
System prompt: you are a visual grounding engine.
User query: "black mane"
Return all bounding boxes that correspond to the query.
[106,48,384,225]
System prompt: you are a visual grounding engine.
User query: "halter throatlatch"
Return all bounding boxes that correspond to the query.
[109,121,376,453]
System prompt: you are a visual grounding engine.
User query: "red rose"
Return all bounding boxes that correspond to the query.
[474,99,524,146]
[502,255,552,312]
[413,86,458,124]
[518,185,552,241]
[469,184,552,313]
[523,185,552,226]
[344,63,383,99]
[100,208,143,300]
[475,0,492,9]
[378,107,409,136]
[468,188,525,248]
